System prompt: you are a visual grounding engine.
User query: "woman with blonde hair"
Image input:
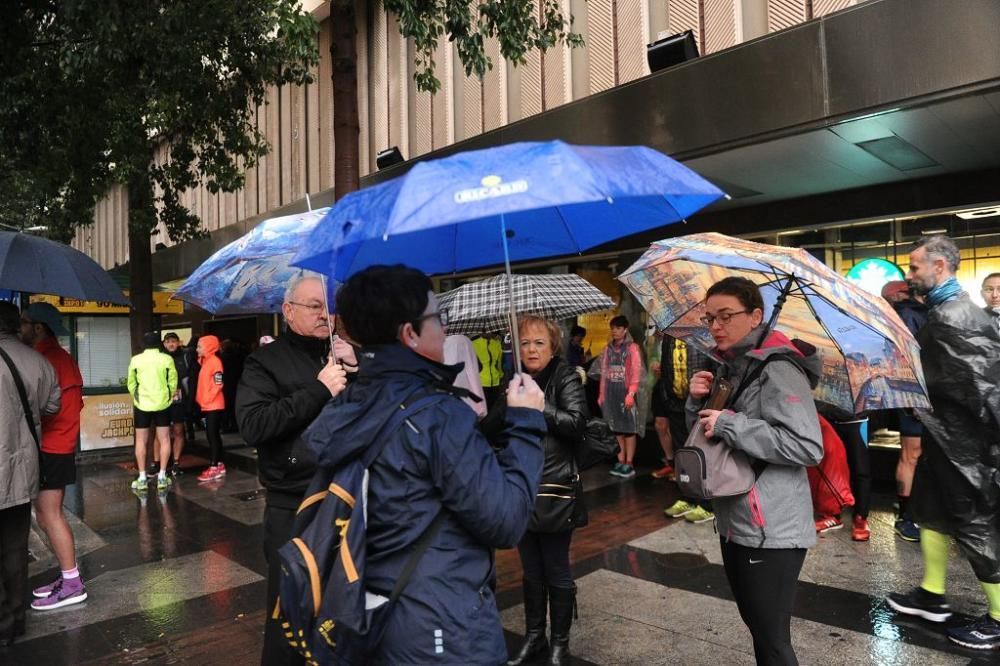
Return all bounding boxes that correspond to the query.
[483,315,589,666]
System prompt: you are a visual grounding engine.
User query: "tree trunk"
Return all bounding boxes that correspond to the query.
[127,174,155,353]
[331,0,360,202]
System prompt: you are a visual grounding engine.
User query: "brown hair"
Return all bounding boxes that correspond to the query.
[517,315,564,357]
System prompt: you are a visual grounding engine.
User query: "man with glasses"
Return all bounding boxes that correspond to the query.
[236,275,355,666]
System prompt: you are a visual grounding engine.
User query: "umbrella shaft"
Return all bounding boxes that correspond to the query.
[500,215,522,373]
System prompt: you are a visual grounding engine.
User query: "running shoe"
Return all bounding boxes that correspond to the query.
[32,578,61,599]
[618,464,636,479]
[31,578,87,611]
[684,506,715,524]
[131,476,148,491]
[815,516,843,533]
[664,500,696,518]
[851,515,871,542]
[608,463,626,477]
[886,587,952,623]
[946,613,1000,650]
[651,464,675,479]
[157,474,172,489]
[894,518,921,542]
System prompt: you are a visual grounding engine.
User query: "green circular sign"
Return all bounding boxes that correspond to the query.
[845,258,905,295]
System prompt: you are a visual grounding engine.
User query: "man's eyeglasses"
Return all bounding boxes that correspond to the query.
[699,310,751,327]
[288,300,327,314]
[414,308,449,328]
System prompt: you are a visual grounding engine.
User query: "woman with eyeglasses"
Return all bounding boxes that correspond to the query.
[482,315,588,666]
[686,276,823,666]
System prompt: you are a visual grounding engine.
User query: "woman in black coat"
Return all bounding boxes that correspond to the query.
[483,315,589,666]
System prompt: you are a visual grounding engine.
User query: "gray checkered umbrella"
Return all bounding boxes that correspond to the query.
[438,274,614,336]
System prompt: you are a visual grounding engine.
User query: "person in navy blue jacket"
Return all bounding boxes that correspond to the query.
[304,264,547,665]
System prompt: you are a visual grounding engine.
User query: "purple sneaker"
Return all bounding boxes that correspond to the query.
[31,578,87,611]
[32,578,61,598]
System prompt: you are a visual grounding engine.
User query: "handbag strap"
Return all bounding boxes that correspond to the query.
[0,345,41,450]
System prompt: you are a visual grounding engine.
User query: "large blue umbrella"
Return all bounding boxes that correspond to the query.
[0,230,129,305]
[291,140,724,367]
[292,141,725,279]
[175,208,333,315]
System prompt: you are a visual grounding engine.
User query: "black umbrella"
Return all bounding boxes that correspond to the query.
[0,231,129,305]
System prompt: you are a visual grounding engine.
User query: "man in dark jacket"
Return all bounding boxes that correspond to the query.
[304,264,547,665]
[887,236,1000,650]
[235,275,351,666]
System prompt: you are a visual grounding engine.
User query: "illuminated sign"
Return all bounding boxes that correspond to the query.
[845,259,904,295]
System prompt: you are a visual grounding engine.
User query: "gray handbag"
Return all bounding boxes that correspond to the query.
[675,359,780,500]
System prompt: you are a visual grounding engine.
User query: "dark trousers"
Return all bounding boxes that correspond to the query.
[262,504,304,666]
[0,503,31,640]
[204,410,225,466]
[834,419,871,519]
[720,538,806,666]
[518,529,574,588]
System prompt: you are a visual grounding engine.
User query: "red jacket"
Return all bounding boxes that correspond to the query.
[36,337,84,454]
[196,335,225,411]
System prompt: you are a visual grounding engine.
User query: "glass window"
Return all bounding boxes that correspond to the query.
[76,316,131,389]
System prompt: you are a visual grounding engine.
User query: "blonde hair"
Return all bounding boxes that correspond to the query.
[517,315,564,357]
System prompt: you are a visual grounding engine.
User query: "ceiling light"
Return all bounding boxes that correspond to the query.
[920,228,948,235]
[956,207,1000,220]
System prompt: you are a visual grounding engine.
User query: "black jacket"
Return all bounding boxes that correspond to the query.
[235,330,331,508]
[912,293,1000,582]
[482,357,588,530]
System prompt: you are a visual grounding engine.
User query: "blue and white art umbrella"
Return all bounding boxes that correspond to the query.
[175,208,334,315]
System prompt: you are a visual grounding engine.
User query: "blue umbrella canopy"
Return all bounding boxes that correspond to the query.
[0,230,129,305]
[292,140,725,280]
[175,208,333,315]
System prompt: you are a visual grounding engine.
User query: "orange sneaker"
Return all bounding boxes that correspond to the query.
[651,464,675,479]
[852,515,871,542]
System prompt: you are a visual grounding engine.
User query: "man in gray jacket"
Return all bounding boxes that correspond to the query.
[0,302,60,647]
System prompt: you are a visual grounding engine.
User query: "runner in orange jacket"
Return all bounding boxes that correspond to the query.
[196,335,227,481]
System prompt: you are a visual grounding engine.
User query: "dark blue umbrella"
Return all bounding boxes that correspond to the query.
[292,140,725,280]
[0,230,129,305]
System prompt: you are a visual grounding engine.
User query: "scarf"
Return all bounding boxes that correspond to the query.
[925,277,963,307]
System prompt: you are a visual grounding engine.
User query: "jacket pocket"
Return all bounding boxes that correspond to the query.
[530,478,579,532]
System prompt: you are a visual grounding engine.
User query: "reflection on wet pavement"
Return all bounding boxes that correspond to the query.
[3,457,996,664]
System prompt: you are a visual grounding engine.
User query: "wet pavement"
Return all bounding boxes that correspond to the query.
[4,436,998,665]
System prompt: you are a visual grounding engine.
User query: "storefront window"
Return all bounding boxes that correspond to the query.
[76,316,131,389]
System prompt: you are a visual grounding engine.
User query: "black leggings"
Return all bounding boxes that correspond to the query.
[205,410,224,466]
[720,539,806,666]
[518,529,574,588]
[834,419,871,519]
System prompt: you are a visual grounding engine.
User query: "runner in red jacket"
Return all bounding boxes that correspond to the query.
[196,335,226,481]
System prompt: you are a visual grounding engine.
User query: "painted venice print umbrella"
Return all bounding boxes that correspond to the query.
[619,232,930,414]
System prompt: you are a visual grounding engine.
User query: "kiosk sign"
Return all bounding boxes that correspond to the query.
[80,394,134,451]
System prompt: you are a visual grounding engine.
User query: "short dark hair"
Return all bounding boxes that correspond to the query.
[705,277,765,313]
[336,265,434,345]
[609,315,629,329]
[982,272,1000,285]
[0,302,20,335]
[570,325,586,338]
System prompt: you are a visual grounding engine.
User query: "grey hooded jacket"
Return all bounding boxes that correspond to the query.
[0,332,61,511]
[686,327,823,549]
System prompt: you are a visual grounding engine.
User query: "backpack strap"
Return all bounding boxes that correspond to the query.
[724,355,799,479]
[358,386,451,469]
[0,345,41,451]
